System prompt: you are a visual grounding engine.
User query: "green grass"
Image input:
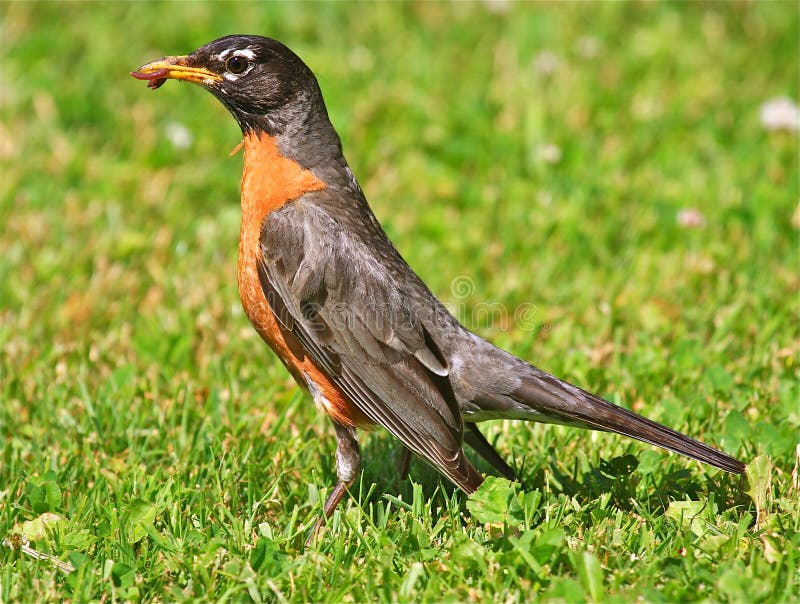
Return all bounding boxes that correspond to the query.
[1,2,798,602]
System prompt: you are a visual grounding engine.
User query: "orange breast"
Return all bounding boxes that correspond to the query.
[237,131,371,428]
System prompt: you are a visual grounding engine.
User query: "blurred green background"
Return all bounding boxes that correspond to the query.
[1,2,798,602]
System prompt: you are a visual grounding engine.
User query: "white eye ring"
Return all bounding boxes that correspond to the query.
[220,49,257,80]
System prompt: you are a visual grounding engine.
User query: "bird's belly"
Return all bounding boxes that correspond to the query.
[237,236,372,429]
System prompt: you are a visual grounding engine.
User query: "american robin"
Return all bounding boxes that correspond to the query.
[132,35,746,537]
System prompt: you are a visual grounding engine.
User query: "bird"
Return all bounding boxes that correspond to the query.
[131,35,746,538]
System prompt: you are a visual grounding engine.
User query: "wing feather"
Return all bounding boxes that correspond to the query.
[258,197,481,492]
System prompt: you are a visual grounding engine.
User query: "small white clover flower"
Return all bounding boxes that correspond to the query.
[677,208,706,229]
[532,50,560,77]
[760,97,800,132]
[165,121,193,150]
[536,143,562,164]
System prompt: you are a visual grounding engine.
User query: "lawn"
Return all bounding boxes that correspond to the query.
[1,2,798,602]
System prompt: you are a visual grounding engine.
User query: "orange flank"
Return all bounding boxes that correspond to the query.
[237,131,371,429]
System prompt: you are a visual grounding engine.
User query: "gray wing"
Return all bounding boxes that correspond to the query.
[258,195,482,492]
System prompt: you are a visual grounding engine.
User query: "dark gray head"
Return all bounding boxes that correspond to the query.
[133,35,333,138]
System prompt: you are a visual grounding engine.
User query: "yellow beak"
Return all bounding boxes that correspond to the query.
[131,55,222,88]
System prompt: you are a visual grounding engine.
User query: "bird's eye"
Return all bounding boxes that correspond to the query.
[226,55,248,74]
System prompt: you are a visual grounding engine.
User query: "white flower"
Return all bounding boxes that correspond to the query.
[536,143,562,164]
[165,121,193,150]
[481,0,512,13]
[533,51,560,77]
[677,208,706,229]
[760,97,800,132]
[576,36,601,59]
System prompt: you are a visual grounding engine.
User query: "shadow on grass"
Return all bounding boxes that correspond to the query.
[332,435,749,531]
[519,453,749,514]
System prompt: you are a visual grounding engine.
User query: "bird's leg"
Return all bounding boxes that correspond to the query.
[306,422,360,546]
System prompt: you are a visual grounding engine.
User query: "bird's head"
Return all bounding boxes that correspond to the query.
[132,35,325,136]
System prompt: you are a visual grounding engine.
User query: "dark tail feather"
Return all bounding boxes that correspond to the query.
[511,371,746,474]
[464,423,516,480]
